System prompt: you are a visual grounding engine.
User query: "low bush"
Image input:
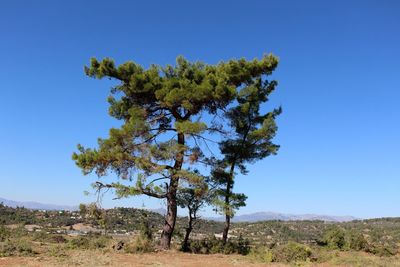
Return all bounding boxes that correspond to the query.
[0,225,9,242]
[124,235,154,253]
[67,236,90,249]
[31,231,51,242]
[321,227,346,250]
[368,244,397,257]
[272,241,313,263]
[48,245,68,258]
[0,239,35,257]
[248,246,275,263]
[185,235,250,255]
[347,232,369,251]
[51,235,67,244]
[90,235,111,249]
[66,235,111,250]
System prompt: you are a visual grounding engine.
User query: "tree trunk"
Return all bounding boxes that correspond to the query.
[160,132,185,249]
[222,163,235,244]
[222,178,231,243]
[182,210,193,252]
[160,184,178,249]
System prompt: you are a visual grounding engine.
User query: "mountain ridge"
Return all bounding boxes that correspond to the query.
[0,196,356,222]
[208,211,357,222]
[0,197,77,211]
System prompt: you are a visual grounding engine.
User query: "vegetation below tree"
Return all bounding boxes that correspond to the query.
[1,203,399,265]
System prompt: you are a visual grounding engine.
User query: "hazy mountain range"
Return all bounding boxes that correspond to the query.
[208,211,357,222]
[0,197,77,211]
[0,197,356,222]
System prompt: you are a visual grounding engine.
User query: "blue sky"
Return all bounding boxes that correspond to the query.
[0,0,399,218]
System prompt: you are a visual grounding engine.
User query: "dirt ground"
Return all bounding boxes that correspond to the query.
[1,250,400,267]
[0,251,286,267]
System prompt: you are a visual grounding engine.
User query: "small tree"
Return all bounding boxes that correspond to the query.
[213,70,281,243]
[73,54,279,249]
[323,227,346,250]
[177,176,210,251]
[79,203,87,217]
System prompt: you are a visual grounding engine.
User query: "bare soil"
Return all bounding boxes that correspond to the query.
[0,251,285,267]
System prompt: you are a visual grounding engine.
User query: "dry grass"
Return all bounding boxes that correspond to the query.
[1,250,399,267]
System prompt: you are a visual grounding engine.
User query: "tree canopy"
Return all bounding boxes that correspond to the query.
[72,54,279,249]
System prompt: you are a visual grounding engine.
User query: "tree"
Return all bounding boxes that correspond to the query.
[212,70,281,243]
[78,203,87,217]
[177,175,210,251]
[72,54,278,249]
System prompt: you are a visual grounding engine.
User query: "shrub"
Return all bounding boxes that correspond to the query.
[368,244,397,257]
[124,235,154,253]
[9,225,28,238]
[248,246,274,263]
[273,242,313,263]
[347,232,368,251]
[89,235,111,249]
[185,235,250,255]
[322,228,346,250]
[31,231,51,242]
[48,245,67,258]
[0,239,35,257]
[51,235,67,244]
[0,225,9,242]
[67,236,90,249]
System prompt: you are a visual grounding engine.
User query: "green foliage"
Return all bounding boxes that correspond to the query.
[66,234,111,250]
[48,245,68,258]
[0,225,9,242]
[124,215,155,253]
[67,236,90,249]
[73,54,279,248]
[90,235,111,249]
[124,235,154,253]
[31,232,67,244]
[322,227,346,250]
[73,55,278,192]
[186,235,250,255]
[368,244,397,257]
[79,203,87,216]
[248,246,275,263]
[209,56,281,242]
[347,232,368,251]
[0,239,35,257]
[272,242,313,263]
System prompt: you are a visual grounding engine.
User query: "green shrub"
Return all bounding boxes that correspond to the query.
[0,225,9,242]
[90,235,111,249]
[322,228,346,250]
[347,232,368,251]
[67,236,90,249]
[368,244,397,257]
[66,235,111,250]
[186,236,250,255]
[0,239,35,257]
[124,235,154,253]
[273,242,313,263]
[248,246,274,263]
[48,245,67,257]
[9,225,29,238]
[31,231,51,242]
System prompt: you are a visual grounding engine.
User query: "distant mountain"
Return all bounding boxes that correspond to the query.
[209,211,357,222]
[0,196,357,222]
[0,197,77,211]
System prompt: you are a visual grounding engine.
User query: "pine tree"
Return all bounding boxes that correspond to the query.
[72,54,278,249]
[177,174,211,251]
[213,71,281,243]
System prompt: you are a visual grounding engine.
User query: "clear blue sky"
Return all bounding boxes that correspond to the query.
[0,0,399,218]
